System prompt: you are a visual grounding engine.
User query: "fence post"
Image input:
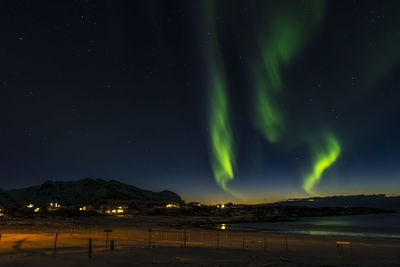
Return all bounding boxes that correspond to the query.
[148,228,152,248]
[89,238,92,258]
[216,229,219,249]
[263,233,267,252]
[183,231,187,248]
[105,232,108,251]
[53,233,58,255]
[110,240,114,251]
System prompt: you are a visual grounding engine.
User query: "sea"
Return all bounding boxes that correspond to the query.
[228,212,400,238]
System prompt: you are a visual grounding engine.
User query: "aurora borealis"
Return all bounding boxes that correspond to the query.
[1,0,400,203]
[205,1,236,192]
[303,133,341,195]
[203,0,337,195]
[252,0,324,143]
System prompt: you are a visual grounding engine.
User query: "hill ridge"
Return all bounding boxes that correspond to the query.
[0,178,182,208]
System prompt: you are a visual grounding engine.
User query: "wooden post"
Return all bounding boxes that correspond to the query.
[263,233,267,252]
[53,233,58,255]
[105,232,109,251]
[110,240,114,251]
[148,228,152,248]
[88,238,92,258]
[104,229,112,251]
[218,229,220,248]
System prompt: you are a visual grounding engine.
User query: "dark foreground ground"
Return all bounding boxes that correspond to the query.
[0,215,399,266]
[0,246,399,267]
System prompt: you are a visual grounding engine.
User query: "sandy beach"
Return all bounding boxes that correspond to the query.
[1,215,399,266]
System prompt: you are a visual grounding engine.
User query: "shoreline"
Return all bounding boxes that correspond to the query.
[0,226,399,266]
[0,215,399,266]
[2,212,400,239]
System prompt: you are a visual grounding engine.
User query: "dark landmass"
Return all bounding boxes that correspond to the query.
[0,178,182,209]
[0,179,395,222]
[266,194,400,210]
[144,204,391,226]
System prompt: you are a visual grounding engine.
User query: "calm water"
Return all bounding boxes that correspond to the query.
[229,212,400,238]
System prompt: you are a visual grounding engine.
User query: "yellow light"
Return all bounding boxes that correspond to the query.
[79,208,82,211]
[221,224,226,230]
[27,204,34,208]
[50,202,54,207]
[166,203,179,208]
[34,208,40,213]
[117,209,124,213]
[111,209,117,213]
[221,204,225,208]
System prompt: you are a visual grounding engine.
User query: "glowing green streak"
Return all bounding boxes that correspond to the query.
[254,1,325,142]
[253,67,283,143]
[205,1,235,191]
[303,133,341,195]
[209,73,234,191]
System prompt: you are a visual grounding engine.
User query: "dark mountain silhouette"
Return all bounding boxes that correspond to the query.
[0,178,182,208]
[267,194,400,210]
[0,188,15,208]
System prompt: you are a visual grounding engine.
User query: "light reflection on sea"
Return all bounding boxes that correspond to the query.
[228,213,400,238]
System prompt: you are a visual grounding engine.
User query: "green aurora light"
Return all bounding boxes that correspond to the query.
[253,66,283,143]
[303,133,341,195]
[209,74,235,191]
[205,1,235,192]
[253,0,325,143]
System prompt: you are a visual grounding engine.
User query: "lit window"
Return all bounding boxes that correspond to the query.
[166,203,179,208]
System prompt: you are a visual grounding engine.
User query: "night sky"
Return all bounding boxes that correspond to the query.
[1,0,400,203]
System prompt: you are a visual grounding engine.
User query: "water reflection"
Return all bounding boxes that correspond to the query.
[307,217,352,226]
[219,223,227,230]
[230,213,400,238]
